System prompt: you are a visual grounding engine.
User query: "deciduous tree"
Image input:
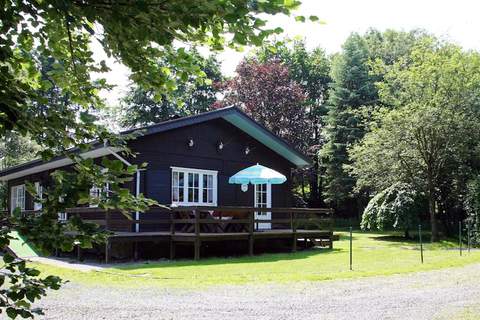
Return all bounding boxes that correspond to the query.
[256,40,331,206]
[0,1,301,317]
[350,42,480,241]
[119,51,223,128]
[217,59,308,150]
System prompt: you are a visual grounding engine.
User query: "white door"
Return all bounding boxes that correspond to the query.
[254,183,271,230]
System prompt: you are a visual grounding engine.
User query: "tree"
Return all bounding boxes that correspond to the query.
[349,42,480,241]
[217,59,308,149]
[1,1,302,317]
[320,33,378,211]
[255,40,331,206]
[361,183,422,238]
[120,51,223,128]
[0,134,41,171]
[350,104,478,241]
[320,29,434,214]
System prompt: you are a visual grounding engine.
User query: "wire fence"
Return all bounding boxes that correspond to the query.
[346,220,479,270]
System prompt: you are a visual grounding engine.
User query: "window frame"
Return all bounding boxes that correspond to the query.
[11,184,26,213]
[34,182,43,211]
[170,166,218,206]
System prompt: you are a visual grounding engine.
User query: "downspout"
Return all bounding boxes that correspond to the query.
[105,143,141,233]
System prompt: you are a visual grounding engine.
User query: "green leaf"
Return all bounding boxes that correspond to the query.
[6,307,18,319]
[3,253,15,264]
[295,16,306,23]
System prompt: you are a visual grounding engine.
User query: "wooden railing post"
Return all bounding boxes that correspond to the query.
[170,211,175,235]
[292,212,297,252]
[290,211,294,231]
[105,238,111,264]
[194,209,200,260]
[169,211,175,260]
[105,210,110,231]
[248,211,254,256]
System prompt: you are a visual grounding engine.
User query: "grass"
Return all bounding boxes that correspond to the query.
[31,231,480,288]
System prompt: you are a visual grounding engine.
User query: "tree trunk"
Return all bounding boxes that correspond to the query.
[428,187,439,242]
[404,229,410,239]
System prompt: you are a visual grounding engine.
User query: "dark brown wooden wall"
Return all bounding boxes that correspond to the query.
[127,118,295,208]
[7,118,299,232]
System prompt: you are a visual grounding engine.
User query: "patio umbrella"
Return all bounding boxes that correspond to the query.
[228,163,287,185]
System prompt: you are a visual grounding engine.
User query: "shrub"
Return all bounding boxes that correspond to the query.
[464,176,480,244]
[361,183,422,237]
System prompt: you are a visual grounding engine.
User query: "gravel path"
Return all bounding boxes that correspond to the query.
[36,263,480,320]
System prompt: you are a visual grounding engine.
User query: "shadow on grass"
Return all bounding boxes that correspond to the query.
[111,247,343,271]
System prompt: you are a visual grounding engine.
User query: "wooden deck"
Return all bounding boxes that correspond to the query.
[65,206,334,262]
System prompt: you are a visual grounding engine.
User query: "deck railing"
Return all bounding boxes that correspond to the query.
[64,206,334,234]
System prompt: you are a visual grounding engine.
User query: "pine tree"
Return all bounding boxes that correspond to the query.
[320,34,379,210]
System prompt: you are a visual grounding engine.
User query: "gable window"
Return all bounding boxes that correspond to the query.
[171,167,217,206]
[11,185,25,213]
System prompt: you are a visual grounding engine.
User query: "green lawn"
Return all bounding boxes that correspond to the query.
[32,231,480,288]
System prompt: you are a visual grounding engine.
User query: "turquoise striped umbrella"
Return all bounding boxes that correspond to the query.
[228,163,287,185]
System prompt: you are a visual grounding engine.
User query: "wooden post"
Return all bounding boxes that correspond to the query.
[194,209,200,236]
[248,211,254,256]
[105,238,111,264]
[169,241,176,260]
[76,245,82,261]
[194,209,200,260]
[169,211,175,260]
[290,211,294,231]
[170,211,175,235]
[292,212,297,252]
[133,242,139,261]
[105,210,110,231]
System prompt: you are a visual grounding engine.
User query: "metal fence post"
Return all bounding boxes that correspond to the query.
[349,226,353,271]
[467,221,471,254]
[459,221,462,257]
[419,224,423,264]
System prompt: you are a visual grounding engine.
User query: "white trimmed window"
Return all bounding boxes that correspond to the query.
[11,184,25,213]
[34,182,43,211]
[89,168,110,207]
[89,183,109,208]
[171,167,217,206]
[58,212,68,221]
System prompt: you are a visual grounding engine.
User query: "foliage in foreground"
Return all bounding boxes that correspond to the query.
[119,49,223,129]
[1,0,304,318]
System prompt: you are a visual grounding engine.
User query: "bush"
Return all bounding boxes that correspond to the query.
[361,183,421,237]
[464,176,480,244]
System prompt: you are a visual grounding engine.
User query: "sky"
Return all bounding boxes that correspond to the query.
[97,0,480,105]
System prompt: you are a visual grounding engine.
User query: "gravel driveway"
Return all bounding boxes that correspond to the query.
[36,263,480,320]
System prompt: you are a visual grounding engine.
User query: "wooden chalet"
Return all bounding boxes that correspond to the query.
[0,107,333,261]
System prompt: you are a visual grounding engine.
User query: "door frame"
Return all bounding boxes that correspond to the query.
[254,183,272,230]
